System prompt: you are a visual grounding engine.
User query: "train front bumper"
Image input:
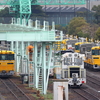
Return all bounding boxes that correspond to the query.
[0,71,14,77]
[68,78,86,86]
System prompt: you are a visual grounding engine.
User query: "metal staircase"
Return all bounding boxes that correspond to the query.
[28,61,34,87]
[38,68,43,93]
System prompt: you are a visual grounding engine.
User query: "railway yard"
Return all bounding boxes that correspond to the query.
[0,9,100,100]
[0,0,100,99]
[0,68,100,100]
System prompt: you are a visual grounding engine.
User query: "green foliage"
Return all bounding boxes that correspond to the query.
[95,27,100,40]
[41,92,53,99]
[0,5,45,17]
[76,11,87,17]
[55,25,68,34]
[77,31,89,38]
[81,23,99,39]
[55,25,63,30]
[62,25,68,34]
[92,5,100,24]
[0,7,13,17]
[31,5,46,17]
[67,17,88,36]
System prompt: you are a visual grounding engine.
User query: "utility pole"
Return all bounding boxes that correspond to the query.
[59,0,61,24]
[74,4,75,17]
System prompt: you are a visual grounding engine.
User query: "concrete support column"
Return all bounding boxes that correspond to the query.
[15,41,19,73]
[34,42,38,88]
[42,43,46,94]
[46,44,52,92]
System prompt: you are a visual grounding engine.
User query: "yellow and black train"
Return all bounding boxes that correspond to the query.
[0,50,15,77]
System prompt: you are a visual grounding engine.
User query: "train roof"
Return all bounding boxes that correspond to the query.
[92,46,100,50]
[56,50,74,55]
[61,52,85,60]
[0,50,15,54]
[75,42,90,45]
[80,42,94,46]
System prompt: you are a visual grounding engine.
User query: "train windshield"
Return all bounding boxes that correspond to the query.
[92,50,100,55]
[75,45,80,50]
[74,58,82,65]
[0,54,14,60]
[87,47,91,52]
[64,58,72,65]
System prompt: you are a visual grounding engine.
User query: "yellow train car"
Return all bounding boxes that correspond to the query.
[75,42,89,53]
[84,46,100,69]
[0,50,15,77]
[54,39,67,51]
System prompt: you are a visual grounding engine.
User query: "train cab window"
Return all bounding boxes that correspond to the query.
[0,54,14,60]
[64,57,72,65]
[92,50,95,55]
[7,54,14,60]
[92,50,99,55]
[75,45,80,50]
[0,54,7,60]
[74,58,82,65]
[2,55,6,60]
[87,47,91,52]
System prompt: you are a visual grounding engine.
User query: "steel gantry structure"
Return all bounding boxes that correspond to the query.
[0,18,63,94]
[0,0,86,94]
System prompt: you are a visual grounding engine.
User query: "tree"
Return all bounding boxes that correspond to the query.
[67,17,88,36]
[92,5,100,24]
[95,27,100,40]
[31,5,46,17]
[62,25,68,34]
[0,5,45,17]
[81,23,99,39]
[0,7,13,17]
[55,25,63,31]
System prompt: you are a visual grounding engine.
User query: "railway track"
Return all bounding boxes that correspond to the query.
[86,71,100,98]
[87,75,100,87]
[0,78,31,100]
[69,69,100,100]
[86,71,100,89]
[73,88,99,100]
[86,70,100,79]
